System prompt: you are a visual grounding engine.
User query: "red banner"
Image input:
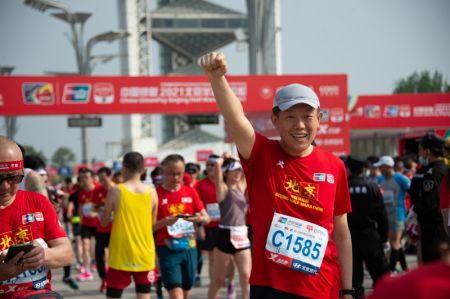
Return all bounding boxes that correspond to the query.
[349,93,450,129]
[144,156,159,167]
[0,75,346,115]
[196,150,214,162]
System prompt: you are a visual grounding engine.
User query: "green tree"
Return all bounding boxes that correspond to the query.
[51,147,76,168]
[22,145,47,164]
[394,71,450,93]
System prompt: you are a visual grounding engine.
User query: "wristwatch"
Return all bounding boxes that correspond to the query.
[339,288,356,297]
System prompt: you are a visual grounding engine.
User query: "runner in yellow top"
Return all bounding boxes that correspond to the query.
[101,151,159,299]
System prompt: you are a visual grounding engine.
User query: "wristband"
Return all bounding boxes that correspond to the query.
[339,289,355,297]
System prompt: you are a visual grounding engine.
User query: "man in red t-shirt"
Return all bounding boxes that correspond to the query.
[76,167,101,282]
[200,53,353,299]
[0,136,72,298]
[154,154,209,299]
[94,166,114,292]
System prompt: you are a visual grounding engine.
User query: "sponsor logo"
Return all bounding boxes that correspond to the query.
[330,108,344,123]
[93,83,114,104]
[278,217,287,224]
[320,109,329,122]
[277,160,285,168]
[267,252,290,266]
[384,105,398,117]
[22,83,54,105]
[306,225,314,232]
[365,105,381,118]
[62,83,91,104]
[181,197,192,203]
[399,105,411,117]
[326,174,334,184]
[313,173,325,182]
[22,214,35,224]
[162,199,168,205]
[259,85,274,100]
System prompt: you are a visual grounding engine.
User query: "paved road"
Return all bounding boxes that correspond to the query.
[50,252,418,298]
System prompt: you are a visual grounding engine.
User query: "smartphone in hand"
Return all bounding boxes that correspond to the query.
[4,242,34,264]
[176,214,194,219]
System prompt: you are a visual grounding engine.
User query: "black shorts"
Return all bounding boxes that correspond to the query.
[72,223,81,236]
[215,227,251,255]
[81,225,97,239]
[250,285,311,299]
[201,227,219,251]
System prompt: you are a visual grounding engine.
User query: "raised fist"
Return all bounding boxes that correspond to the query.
[199,52,228,78]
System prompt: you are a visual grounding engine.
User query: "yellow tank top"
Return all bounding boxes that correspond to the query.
[108,184,155,271]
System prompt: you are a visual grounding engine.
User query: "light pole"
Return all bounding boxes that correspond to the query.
[24,0,129,164]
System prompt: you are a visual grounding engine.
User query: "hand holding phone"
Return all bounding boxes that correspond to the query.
[176,214,194,219]
[4,243,34,264]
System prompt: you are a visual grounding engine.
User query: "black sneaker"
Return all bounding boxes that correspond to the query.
[62,277,79,290]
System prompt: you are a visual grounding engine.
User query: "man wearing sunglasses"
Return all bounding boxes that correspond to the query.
[0,136,73,298]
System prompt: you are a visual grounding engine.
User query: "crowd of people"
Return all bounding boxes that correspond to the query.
[1,52,449,299]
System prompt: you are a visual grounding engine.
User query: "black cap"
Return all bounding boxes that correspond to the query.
[345,155,367,174]
[419,133,444,156]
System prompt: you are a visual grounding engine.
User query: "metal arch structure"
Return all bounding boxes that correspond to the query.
[120,0,281,153]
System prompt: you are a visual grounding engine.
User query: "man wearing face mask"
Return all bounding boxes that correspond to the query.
[411,133,447,263]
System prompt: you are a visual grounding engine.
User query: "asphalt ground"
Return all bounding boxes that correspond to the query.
[49,251,418,298]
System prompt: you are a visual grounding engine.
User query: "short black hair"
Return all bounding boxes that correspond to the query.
[161,154,185,167]
[97,166,112,176]
[185,162,200,174]
[123,152,144,173]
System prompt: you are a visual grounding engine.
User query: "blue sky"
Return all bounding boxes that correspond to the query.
[1,0,449,163]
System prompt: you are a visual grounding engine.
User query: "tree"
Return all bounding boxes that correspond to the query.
[394,71,450,93]
[51,147,76,168]
[21,145,47,164]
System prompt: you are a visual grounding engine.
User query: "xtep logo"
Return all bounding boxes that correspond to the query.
[277,160,285,168]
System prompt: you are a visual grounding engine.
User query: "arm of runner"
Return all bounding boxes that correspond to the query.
[101,186,119,227]
[151,187,159,230]
[200,52,255,160]
[21,237,72,270]
[153,215,178,232]
[332,214,353,297]
[187,209,210,225]
[25,170,48,198]
[213,157,227,203]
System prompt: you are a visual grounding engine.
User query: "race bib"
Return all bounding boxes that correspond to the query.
[206,203,221,221]
[167,219,195,237]
[383,190,394,204]
[265,213,328,275]
[230,226,250,249]
[82,203,93,216]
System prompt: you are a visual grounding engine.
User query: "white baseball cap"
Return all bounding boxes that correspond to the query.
[273,83,320,111]
[373,156,395,167]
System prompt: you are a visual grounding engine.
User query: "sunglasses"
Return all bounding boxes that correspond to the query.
[0,174,25,185]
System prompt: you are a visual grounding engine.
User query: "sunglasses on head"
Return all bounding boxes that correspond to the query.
[0,174,25,185]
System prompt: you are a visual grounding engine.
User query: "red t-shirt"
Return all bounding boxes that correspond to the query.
[367,261,450,299]
[94,186,112,233]
[195,177,219,228]
[0,191,67,296]
[240,133,351,299]
[78,187,100,228]
[155,185,205,246]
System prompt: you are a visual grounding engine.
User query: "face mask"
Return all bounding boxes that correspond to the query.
[419,157,428,167]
